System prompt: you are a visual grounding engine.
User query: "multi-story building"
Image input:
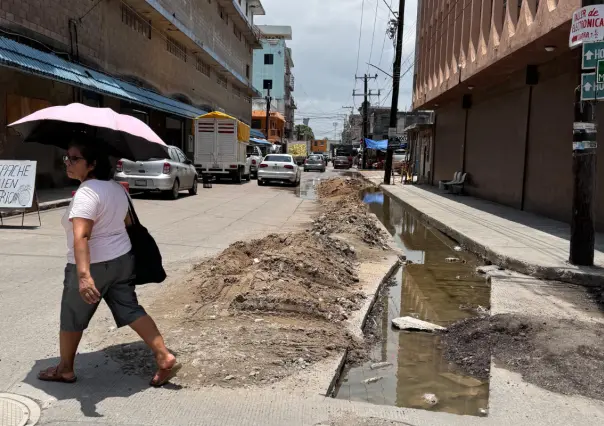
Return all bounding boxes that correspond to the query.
[410,1,604,228]
[342,114,363,144]
[252,25,295,141]
[0,0,264,189]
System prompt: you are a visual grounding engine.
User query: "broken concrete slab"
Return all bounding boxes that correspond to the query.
[439,372,483,387]
[391,316,445,332]
[370,362,393,370]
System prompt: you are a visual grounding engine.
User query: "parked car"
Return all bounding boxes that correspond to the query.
[115,146,198,199]
[333,155,352,169]
[304,154,326,173]
[246,145,264,179]
[257,154,301,187]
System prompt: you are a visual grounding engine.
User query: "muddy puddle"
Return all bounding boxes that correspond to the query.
[333,190,491,416]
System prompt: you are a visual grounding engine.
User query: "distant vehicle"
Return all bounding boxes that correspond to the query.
[115,146,198,199]
[304,154,326,173]
[287,141,310,166]
[333,155,352,169]
[392,149,409,174]
[194,112,251,183]
[246,145,264,179]
[257,154,301,187]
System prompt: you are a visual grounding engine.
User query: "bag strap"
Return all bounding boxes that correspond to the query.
[120,184,140,225]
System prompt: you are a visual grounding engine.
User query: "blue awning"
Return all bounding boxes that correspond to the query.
[250,129,266,139]
[0,36,206,119]
[250,138,271,145]
[364,138,388,150]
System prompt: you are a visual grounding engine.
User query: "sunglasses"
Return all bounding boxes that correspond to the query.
[63,155,85,165]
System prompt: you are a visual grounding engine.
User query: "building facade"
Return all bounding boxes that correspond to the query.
[0,0,265,188]
[252,25,295,140]
[410,0,604,229]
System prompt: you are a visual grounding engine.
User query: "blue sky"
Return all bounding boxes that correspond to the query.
[256,0,418,139]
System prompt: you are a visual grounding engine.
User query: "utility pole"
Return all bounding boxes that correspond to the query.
[384,0,405,184]
[353,74,379,169]
[570,0,600,265]
[265,87,272,141]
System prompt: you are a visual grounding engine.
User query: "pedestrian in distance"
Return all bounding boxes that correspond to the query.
[37,138,180,387]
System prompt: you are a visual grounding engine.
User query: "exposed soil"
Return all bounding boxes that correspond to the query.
[314,177,389,248]
[102,177,394,389]
[440,314,604,401]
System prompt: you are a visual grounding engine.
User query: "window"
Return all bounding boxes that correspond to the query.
[252,119,262,128]
[121,4,151,39]
[217,74,228,89]
[218,5,228,24]
[196,57,211,77]
[263,79,273,90]
[234,25,242,41]
[246,64,250,79]
[167,36,187,62]
[264,54,274,65]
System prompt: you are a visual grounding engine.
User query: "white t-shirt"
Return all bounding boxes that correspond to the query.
[62,180,132,264]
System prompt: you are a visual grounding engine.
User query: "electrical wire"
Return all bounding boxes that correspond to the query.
[355,0,366,78]
[367,0,380,74]
[79,0,105,21]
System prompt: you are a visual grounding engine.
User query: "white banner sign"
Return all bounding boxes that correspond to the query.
[570,5,604,48]
[0,160,37,209]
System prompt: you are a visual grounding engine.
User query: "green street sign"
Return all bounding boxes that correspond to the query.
[598,61,604,84]
[583,42,604,69]
[581,73,604,101]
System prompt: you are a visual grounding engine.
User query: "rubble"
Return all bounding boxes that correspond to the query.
[391,316,446,332]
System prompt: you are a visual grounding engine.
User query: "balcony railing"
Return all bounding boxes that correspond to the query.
[287,74,294,91]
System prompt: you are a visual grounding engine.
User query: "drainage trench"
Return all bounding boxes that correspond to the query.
[332,189,491,416]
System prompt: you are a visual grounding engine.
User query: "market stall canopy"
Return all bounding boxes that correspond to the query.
[250,129,266,139]
[364,138,388,150]
[196,111,250,142]
[250,138,271,145]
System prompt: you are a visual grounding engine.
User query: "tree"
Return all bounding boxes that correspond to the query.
[295,124,315,141]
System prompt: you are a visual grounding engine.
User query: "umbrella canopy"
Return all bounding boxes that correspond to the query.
[8,103,169,160]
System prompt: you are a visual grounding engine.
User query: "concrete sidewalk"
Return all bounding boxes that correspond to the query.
[361,171,604,287]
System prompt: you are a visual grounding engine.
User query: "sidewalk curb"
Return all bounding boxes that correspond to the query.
[1,198,71,219]
[362,177,604,288]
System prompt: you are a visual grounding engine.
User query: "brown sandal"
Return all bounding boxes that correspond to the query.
[150,363,182,387]
[38,366,77,383]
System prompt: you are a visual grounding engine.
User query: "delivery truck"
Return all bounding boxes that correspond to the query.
[194,111,251,183]
[287,141,310,165]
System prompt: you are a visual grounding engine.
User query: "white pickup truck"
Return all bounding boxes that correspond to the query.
[194,112,251,183]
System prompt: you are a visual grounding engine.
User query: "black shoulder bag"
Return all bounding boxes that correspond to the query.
[123,190,167,285]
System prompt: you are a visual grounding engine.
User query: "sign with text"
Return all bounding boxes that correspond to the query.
[0,160,36,209]
[598,60,604,83]
[570,5,604,48]
[582,41,604,69]
[580,72,604,100]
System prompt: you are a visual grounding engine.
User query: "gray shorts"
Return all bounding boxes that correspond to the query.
[60,252,147,332]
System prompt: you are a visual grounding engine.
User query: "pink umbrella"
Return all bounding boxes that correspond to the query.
[8,103,169,160]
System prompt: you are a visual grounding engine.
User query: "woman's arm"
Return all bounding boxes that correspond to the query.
[72,217,100,304]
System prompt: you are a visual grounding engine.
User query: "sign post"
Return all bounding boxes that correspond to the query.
[569,2,604,266]
[0,160,40,227]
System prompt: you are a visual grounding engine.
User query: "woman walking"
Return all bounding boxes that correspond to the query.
[38,139,179,387]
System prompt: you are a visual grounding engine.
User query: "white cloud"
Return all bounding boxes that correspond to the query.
[256,0,418,138]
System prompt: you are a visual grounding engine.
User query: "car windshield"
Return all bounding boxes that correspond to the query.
[308,155,322,161]
[264,155,291,163]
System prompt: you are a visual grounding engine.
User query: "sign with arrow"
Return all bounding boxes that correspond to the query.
[582,41,604,69]
[581,72,604,100]
[599,60,604,83]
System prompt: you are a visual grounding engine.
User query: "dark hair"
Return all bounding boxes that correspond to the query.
[69,139,113,181]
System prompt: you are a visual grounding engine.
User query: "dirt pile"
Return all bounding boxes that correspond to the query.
[315,178,389,248]
[440,314,604,401]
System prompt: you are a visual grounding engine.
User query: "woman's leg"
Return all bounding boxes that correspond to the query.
[129,315,176,369]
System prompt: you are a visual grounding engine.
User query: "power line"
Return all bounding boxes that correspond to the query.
[380,0,397,17]
[355,0,366,79]
[367,0,380,73]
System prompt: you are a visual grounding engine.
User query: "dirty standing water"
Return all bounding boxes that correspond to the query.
[333,190,491,416]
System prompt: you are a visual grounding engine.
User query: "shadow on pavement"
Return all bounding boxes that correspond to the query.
[23,342,181,418]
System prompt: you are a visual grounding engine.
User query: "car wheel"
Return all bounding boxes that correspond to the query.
[321,168,325,173]
[189,178,198,195]
[169,179,180,200]
[257,179,264,186]
[234,168,243,184]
